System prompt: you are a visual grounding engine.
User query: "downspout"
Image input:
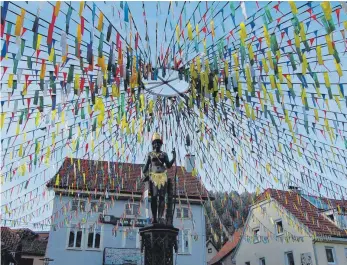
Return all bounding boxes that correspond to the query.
[202,204,207,265]
[312,240,319,265]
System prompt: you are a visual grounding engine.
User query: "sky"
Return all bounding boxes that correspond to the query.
[1,1,347,230]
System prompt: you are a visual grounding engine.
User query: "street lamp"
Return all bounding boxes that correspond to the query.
[39,257,54,265]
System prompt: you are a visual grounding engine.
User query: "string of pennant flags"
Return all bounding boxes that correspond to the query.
[1,1,347,243]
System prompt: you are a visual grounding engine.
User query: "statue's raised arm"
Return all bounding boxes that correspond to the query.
[163,149,176,168]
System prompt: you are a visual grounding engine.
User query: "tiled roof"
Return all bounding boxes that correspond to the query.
[1,227,48,256]
[47,158,209,200]
[1,227,21,252]
[208,230,242,265]
[256,189,347,238]
[21,238,47,256]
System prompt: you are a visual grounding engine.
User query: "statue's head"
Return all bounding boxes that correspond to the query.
[152,132,162,152]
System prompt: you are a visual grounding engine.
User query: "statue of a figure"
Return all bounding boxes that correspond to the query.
[142,132,176,224]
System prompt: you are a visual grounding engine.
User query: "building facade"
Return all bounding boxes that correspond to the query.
[45,158,209,265]
[234,188,347,265]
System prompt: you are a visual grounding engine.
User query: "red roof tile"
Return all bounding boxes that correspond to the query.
[208,230,242,265]
[47,158,209,200]
[256,189,347,238]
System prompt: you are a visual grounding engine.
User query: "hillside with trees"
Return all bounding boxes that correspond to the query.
[205,191,255,249]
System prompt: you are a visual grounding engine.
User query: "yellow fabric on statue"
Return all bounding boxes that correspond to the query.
[150,171,168,189]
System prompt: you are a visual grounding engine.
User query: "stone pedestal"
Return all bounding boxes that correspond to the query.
[139,224,179,265]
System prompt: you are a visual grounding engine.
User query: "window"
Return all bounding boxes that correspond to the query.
[327,214,335,222]
[125,203,140,216]
[253,228,260,243]
[345,248,347,260]
[259,258,266,265]
[208,248,212,253]
[71,199,86,212]
[67,224,83,249]
[87,224,102,249]
[177,207,190,219]
[90,201,105,213]
[285,252,295,265]
[275,220,284,235]
[325,247,336,264]
[122,228,140,248]
[178,229,191,254]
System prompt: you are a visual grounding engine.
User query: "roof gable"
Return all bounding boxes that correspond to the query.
[256,189,347,238]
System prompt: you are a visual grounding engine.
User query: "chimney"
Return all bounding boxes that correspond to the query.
[184,154,195,173]
[288,186,301,194]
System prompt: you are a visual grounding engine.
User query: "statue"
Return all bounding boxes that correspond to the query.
[142,132,176,224]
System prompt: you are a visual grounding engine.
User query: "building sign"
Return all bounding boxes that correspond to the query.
[103,247,142,265]
[100,215,147,227]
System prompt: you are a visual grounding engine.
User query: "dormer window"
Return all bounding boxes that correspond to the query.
[327,214,334,222]
[323,209,347,229]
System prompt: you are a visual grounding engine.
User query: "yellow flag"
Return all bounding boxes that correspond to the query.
[0,113,6,129]
[321,2,332,20]
[77,24,82,43]
[54,1,61,17]
[45,146,51,165]
[317,45,323,65]
[187,22,193,40]
[269,75,276,89]
[16,123,20,135]
[210,20,215,38]
[301,87,307,105]
[264,25,270,47]
[294,33,300,48]
[289,2,298,14]
[299,23,306,41]
[324,72,330,87]
[233,53,239,68]
[36,34,42,50]
[240,22,247,43]
[97,12,104,31]
[40,61,46,79]
[334,95,342,110]
[176,25,180,41]
[334,60,342,77]
[248,44,254,61]
[15,9,26,36]
[278,67,283,82]
[35,112,40,127]
[55,174,60,186]
[314,109,319,121]
[8,74,13,88]
[267,51,274,69]
[266,163,271,174]
[79,1,85,16]
[48,48,55,62]
[286,75,293,88]
[262,58,269,73]
[325,34,334,54]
